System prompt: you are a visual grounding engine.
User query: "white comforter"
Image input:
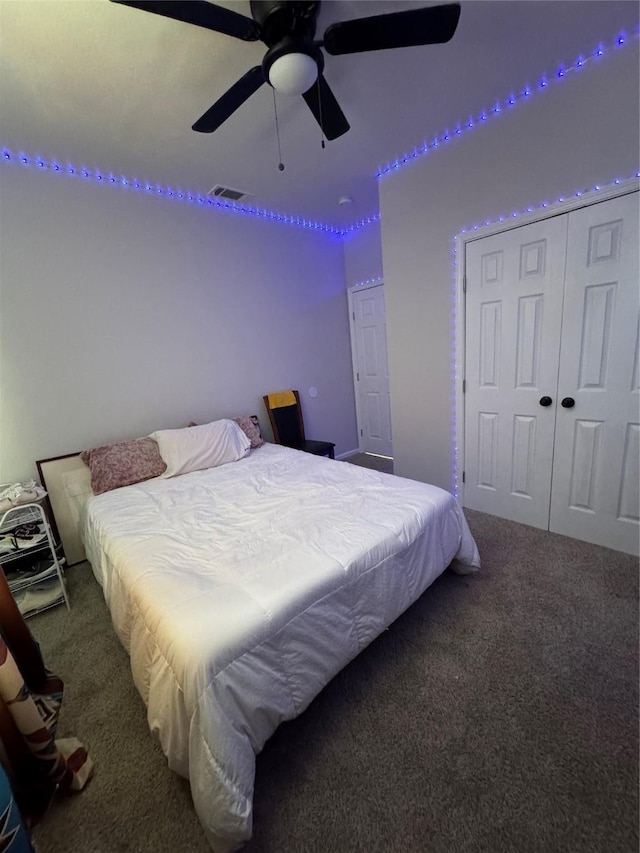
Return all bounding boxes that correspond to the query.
[81,444,480,851]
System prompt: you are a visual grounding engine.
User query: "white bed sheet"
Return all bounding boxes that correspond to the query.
[81,443,480,851]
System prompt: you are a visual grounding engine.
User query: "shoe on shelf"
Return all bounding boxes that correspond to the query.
[15,578,65,616]
[0,536,16,556]
[7,560,58,589]
[0,481,47,514]
[14,522,46,544]
[0,527,47,555]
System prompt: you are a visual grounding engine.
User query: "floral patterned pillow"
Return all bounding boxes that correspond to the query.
[233,416,265,449]
[80,437,167,495]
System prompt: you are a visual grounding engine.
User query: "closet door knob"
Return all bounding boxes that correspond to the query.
[561,397,575,408]
[539,396,553,407]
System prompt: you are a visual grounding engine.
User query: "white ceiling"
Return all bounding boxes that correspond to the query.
[1,0,637,228]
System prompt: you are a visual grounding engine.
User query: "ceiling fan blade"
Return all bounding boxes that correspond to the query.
[192,66,265,133]
[111,1,260,41]
[302,75,349,141]
[323,3,461,55]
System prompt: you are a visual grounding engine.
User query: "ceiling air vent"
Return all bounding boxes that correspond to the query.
[208,184,253,202]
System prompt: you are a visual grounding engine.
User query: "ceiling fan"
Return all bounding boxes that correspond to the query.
[112,0,461,141]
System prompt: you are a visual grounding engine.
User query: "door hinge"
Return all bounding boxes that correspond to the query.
[462,379,466,393]
[357,372,360,381]
[463,276,467,293]
[352,311,355,321]
[360,429,363,436]
[462,471,466,483]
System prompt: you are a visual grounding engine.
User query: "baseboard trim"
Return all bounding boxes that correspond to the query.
[336,449,361,461]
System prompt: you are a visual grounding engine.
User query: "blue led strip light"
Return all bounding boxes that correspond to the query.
[376,30,635,181]
[457,173,640,236]
[449,170,640,497]
[353,276,383,288]
[1,29,636,238]
[0,148,343,236]
[341,213,382,236]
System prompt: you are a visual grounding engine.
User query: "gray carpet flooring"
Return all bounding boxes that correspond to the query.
[344,453,394,474]
[27,493,637,852]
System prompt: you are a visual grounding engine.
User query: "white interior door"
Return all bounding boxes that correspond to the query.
[464,216,568,528]
[549,192,639,555]
[351,285,393,457]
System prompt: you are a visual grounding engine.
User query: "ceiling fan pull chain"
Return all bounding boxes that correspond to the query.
[317,76,326,149]
[272,89,285,172]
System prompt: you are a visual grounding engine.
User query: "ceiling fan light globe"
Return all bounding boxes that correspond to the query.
[269,52,318,96]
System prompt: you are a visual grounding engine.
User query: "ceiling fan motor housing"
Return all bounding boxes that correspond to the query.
[250,1,320,46]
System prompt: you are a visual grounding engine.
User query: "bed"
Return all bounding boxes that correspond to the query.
[39,421,480,851]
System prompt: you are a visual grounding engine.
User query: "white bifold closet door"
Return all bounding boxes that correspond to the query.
[464,215,567,530]
[464,191,639,556]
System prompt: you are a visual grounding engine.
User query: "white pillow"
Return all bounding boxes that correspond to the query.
[150,419,251,478]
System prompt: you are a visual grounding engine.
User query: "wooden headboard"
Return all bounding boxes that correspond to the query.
[36,453,87,566]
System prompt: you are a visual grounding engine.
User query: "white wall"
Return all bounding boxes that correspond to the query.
[379,42,639,491]
[0,166,357,481]
[342,220,383,288]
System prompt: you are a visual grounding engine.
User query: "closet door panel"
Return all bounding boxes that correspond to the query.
[464,216,567,528]
[550,191,639,555]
